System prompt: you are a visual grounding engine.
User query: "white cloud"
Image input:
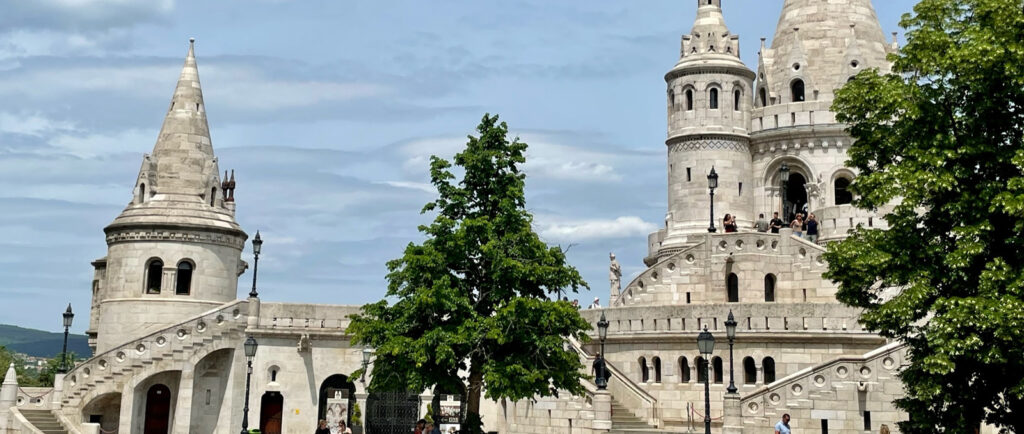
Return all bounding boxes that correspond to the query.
[0,0,174,31]
[0,112,76,137]
[375,181,435,194]
[537,216,657,241]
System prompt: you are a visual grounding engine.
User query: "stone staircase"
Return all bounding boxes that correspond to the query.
[610,399,664,434]
[59,300,250,413]
[19,409,69,434]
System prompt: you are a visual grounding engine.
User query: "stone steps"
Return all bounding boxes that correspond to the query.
[19,409,69,434]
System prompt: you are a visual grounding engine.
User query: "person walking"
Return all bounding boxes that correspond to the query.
[774,413,792,434]
[755,213,769,232]
[315,420,331,434]
[790,213,804,237]
[769,212,784,234]
[805,213,819,243]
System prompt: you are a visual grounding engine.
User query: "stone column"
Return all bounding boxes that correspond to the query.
[0,363,18,431]
[118,382,136,434]
[51,373,65,408]
[418,390,433,420]
[591,390,612,430]
[722,393,743,434]
[247,297,261,329]
[171,367,195,434]
[354,392,368,433]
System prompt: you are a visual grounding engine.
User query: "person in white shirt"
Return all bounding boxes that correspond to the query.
[589,297,601,309]
[775,413,792,434]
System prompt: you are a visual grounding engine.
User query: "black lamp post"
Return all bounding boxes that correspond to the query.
[249,231,262,298]
[779,163,790,223]
[697,326,715,434]
[707,167,719,233]
[725,310,738,394]
[361,346,374,384]
[240,336,258,434]
[594,312,609,390]
[59,304,74,373]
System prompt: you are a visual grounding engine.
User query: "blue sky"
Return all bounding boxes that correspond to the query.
[0,0,914,333]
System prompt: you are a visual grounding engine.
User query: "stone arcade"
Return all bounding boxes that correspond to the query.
[0,1,969,433]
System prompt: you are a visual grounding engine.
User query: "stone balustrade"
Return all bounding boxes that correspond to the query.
[256,302,362,332]
[581,303,867,335]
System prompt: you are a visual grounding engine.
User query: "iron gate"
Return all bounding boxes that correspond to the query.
[366,391,419,434]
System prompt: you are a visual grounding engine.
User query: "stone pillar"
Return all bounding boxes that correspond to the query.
[0,363,18,431]
[51,373,65,408]
[722,393,743,434]
[592,390,612,430]
[171,367,195,434]
[118,382,136,433]
[354,392,368,433]
[247,297,261,329]
[418,390,433,420]
[81,423,101,434]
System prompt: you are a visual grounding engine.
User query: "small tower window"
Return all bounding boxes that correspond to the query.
[763,357,777,383]
[743,357,757,384]
[791,79,805,102]
[210,187,217,206]
[138,183,146,204]
[653,357,662,383]
[709,88,719,109]
[835,177,853,205]
[146,259,163,294]
[679,357,691,383]
[175,261,193,295]
[686,89,694,111]
[712,357,723,383]
[668,88,675,106]
[734,89,741,111]
[759,88,767,107]
[727,273,739,303]
[696,356,708,383]
[639,357,649,383]
[765,274,777,302]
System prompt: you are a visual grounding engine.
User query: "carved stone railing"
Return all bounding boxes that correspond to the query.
[568,336,659,427]
[256,302,362,333]
[580,303,868,336]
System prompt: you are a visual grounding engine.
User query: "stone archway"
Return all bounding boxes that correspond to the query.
[81,392,121,433]
[318,374,357,430]
[144,384,172,434]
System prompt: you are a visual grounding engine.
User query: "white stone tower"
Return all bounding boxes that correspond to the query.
[89,39,248,353]
[655,0,756,261]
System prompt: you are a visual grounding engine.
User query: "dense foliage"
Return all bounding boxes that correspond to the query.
[347,114,590,433]
[0,346,72,387]
[826,0,1024,432]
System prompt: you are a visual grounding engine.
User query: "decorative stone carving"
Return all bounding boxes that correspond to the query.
[297,334,311,353]
[609,253,622,297]
[669,138,750,154]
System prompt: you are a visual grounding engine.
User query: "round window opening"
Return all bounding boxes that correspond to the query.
[792,63,800,71]
[851,60,860,68]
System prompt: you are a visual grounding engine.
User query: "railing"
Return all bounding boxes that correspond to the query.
[256,302,363,331]
[568,335,659,427]
[580,303,868,335]
[14,387,54,410]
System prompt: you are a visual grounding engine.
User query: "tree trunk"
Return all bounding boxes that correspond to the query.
[466,358,484,433]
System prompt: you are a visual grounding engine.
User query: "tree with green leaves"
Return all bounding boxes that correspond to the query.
[347,114,590,434]
[826,0,1024,432]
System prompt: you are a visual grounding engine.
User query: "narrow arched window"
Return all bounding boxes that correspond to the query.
[210,187,217,206]
[763,357,777,384]
[734,89,742,110]
[791,79,805,102]
[146,259,163,294]
[765,274,777,302]
[835,177,853,205]
[653,357,662,383]
[709,88,719,109]
[712,357,723,383]
[696,356,708,383]
[686,89,694,111]
[668,89,675,106]
[727,273,739,303]
[743,357,757,384]
[639,357,649,383]
[679,357,691,383]
[175,261,193,295]
[138,183,146,204]
[759,88,767,106]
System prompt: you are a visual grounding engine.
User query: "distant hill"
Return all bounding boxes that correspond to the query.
[0,324,91,358]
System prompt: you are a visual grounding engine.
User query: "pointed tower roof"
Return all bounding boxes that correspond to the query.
[670,0,752,77]
[107,39,243,235]
[763,0,890,101]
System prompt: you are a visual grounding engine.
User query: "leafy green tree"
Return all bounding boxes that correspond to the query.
[826,0,1024,432]
[347,114,590,434]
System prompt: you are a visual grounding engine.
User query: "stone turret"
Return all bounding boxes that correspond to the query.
[0,362,16,431]
[92,39,248,353]
[654,0,755,259]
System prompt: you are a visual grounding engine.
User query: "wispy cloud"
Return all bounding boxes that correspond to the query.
[537,216,657,242]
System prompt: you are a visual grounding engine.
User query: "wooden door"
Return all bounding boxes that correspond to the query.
[260,392,284,434]
[144,384,171,434]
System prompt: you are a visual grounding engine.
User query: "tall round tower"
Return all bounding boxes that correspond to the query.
[658,0,756,256]
[91,40,248,353]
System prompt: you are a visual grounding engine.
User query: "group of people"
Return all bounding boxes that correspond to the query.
[743,212,819,242]
[414,419,454,434]
[774,414,891,434]
[315,419,352,434]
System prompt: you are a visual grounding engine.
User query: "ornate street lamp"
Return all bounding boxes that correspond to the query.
[725,311,738,394]
[361,346,375,384]
[249,231,263,298]
[594,312,609,389]
[707,167,719,233]
[697,326,715,434]
[779,163,791,223]
[59,304,74,373]
[240,336,258,434]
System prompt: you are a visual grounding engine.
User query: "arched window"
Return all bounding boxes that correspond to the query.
[835,177,853,205]
[653,357,662,383]
[759,88,768,106]
[686,89,694,111]
[175,261,193,295]
[146,259,163,294]
[727,273,739,303]
[639,357,649,383]
[709,88,719,109]
[712,357,724,384]
[734,89,742,111]
[679,357,691,383]
[696,357,708,383]
[765,274,777,302]
[743,357,757,384]
[763,357,777,384]
[210,187,217,206]
[791,79,805,102]
[138,183,146,204]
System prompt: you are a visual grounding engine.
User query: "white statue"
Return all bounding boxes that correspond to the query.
[609,253,622,297]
